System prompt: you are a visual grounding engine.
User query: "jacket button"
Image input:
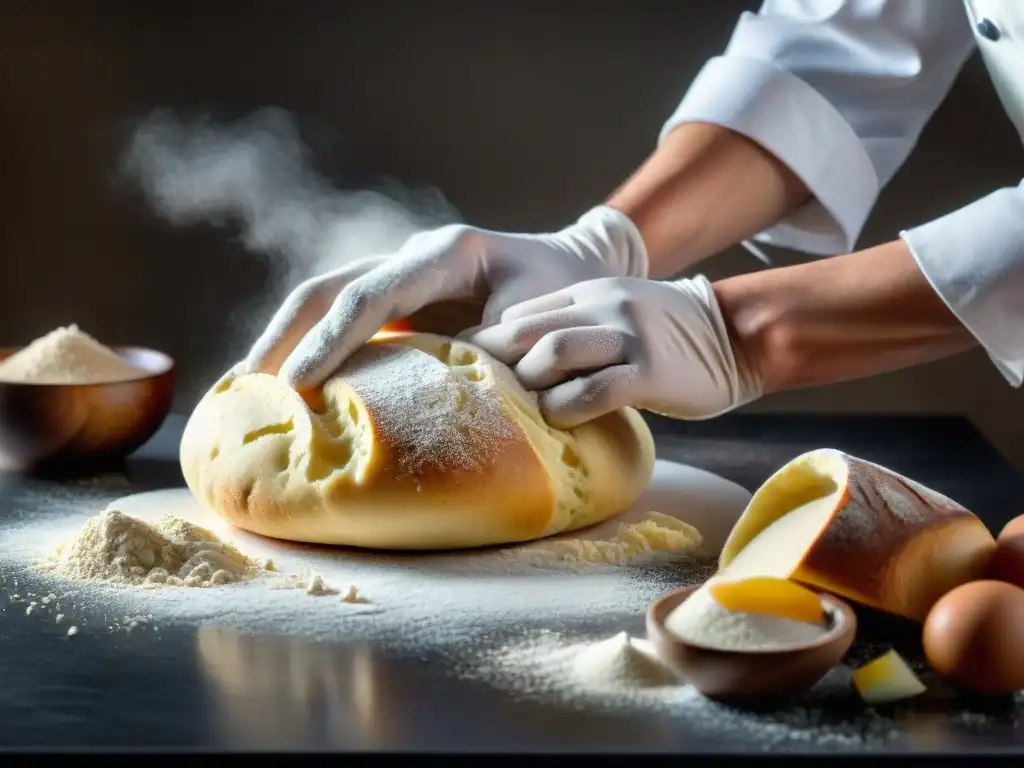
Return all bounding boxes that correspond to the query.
[976,18,1001,41]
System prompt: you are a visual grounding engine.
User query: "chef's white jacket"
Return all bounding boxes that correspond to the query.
[661,0,1024,386]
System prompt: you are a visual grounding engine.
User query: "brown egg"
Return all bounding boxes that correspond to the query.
[988,514,1024,589]
[922,580,1024,695]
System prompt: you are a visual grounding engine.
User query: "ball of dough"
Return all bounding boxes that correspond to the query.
[179,332,656,550]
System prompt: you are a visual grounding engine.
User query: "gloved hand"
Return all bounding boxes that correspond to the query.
[467,276,763,429]
[241,206,648,388]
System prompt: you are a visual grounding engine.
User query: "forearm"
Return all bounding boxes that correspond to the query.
[606,122,811,278]
[713,238,977,394]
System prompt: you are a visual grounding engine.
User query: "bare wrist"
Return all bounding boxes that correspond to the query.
[607,122,811,279]
[711,274,784,395]
[711,241,977,395]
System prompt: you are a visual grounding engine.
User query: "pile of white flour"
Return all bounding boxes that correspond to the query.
[569,631,677,689]
[41,508,267,588]
[37,506,360,599]
[0,324,149,384]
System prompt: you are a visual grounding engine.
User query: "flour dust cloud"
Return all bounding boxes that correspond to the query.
[118,107,461,378]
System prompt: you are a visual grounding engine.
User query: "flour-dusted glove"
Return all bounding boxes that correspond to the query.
[467,276,763,428]
[241,206,648,388]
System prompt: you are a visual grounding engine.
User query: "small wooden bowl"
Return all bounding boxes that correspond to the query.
[646,583,857,703]
[0,346,175,474]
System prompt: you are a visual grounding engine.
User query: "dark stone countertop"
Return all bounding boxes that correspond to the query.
[1,412,1022,755]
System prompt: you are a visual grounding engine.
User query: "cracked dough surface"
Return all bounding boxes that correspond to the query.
[179,332,656,550]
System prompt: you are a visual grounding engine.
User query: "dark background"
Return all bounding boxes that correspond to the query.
[1,0,1022,469]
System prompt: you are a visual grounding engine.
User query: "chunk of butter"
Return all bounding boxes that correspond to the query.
[708,576,824,625]
[851,649,927,705]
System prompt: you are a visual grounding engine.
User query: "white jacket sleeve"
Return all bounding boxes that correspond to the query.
[661,0,976,256]
[901,181,1024,387]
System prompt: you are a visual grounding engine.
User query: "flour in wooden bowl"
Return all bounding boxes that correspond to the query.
[0,324,148,384]
[664,583,827,651]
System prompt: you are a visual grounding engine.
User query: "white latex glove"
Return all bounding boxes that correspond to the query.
[241,206,648,388]
[467,276,763,428]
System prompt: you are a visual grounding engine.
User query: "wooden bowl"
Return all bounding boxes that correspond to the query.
[646,583,857,703]
[0,346,175,474]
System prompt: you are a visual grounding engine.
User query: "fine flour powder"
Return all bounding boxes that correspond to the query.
[0,324,149,384]
[568,631,677,688]
[468,629,906,750]
[0,491,928,750]
[0,475,937,753]
[36,506,349,597]
[339,343,516,473]
[0,495,705,650]
[514,511,702,567]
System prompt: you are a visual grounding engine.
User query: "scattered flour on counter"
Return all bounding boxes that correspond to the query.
[341,583,367,603]
[511,511,703,568]
[292,572,339,596]
[467,630,902,750]
[267,569,370,601]
[0,497,989,750]
[67,474,134,491]
[665,584,827,651]
[0,499,700,652]
[304,573,338,596]
[468,630,690,709]
[120,614,152,632]
[0,324,149,384]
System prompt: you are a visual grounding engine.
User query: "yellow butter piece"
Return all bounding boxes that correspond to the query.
[852,649,927,705]
[708,576,824,625]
